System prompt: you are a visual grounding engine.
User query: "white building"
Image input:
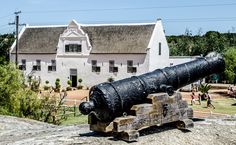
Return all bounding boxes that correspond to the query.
[10,19,170,88]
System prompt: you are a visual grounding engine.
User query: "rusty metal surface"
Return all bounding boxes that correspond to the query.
[79,53,225,122]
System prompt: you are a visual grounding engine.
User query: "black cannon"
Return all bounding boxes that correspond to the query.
[79,53,225,122]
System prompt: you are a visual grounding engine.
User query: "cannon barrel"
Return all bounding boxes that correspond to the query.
[79,53,225,122]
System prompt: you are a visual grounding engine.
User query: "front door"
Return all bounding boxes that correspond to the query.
[70,69,77,87]
[71,75,77,87]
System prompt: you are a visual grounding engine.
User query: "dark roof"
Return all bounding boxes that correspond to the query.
[82,24,155,54]
[12,27,66,54]
[12,24,155,54]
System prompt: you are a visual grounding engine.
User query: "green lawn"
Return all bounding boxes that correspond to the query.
[60,98,236,126]
[190,98,236,115]
[60,113,88,125]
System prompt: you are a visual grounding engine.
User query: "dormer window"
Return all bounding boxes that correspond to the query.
[65,44,82,53]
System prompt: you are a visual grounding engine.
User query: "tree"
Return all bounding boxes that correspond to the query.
[0,62,24,110]
[199,83,212,100]
[0,62,66,124]
[204,31,226,55]
[224,47,236,84]
[0,34,15,63]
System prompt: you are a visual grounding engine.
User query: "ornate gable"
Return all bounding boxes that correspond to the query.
[61,20,86,38]
[58,20,92,55]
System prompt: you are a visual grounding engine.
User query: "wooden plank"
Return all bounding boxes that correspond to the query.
[130,104,153,115]
[114,130,139,142]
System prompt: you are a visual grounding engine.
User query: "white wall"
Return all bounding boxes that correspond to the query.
[56,54,148,87]
[147,20,170,71]
[11,53,148,88]
[11,54,57,86]
[169,56,197,66]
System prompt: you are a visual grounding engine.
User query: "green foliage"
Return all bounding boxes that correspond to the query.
[0,63,66,125]
[0,63,23,108]
[38,93,67,125]
[107,77,114,82]
[55,78,61,92]
[27,75,41,92]
[224,47,236,84]
[43,80,50,90]
[66,80,72,91]
[78,78,83,84]
[77,85,83,90]
[0,34,15,63]
[167,31,236,56]
[77,78,83,89]
[43,86,50,90]
[67,80,72,86]
[199,83,212,94]
[18,90,42,118]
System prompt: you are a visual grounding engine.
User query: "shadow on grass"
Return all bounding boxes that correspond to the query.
[192,118,205,122]
[232,103,236,106]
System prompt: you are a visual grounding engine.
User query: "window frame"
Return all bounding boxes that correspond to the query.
[127,60,137,73]
[48,60,56,71]
[65,44,82,53]
[19,59,26,70]
[91,60,100,72]
[33,60,41,71]
[109,60,115,73]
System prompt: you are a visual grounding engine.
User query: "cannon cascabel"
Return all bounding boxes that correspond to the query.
[79,53,225,122]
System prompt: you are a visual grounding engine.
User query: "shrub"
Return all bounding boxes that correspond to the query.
[199,83,212,100]
[78,78,83,84]
[44,80,50,90]
[27,75,41,92]
[45,80,49,84]
[77,78,83,89]
[0,63,24,108]
[66,86,72,91]
[55,78,61,92]
[107,77,114,82]
[0,62,66,125]
[77,85,83,90]
[67,80,72,87]
[43,86,50,90]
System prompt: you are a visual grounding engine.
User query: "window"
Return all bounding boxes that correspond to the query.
[109,60,118,73]
[19,59,26,70]
[159,42,161,55]
[33,60,41,71]
[48,60,56,71]
[127,60,137,73]
[65,44,82,52]
[91,60,100,72]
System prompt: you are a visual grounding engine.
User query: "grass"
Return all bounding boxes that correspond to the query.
[60,113,88,125]
[190,98,236,115]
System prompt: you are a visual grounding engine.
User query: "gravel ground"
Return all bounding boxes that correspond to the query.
[0,115,236,145]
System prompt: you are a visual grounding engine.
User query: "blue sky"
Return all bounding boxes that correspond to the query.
[0,0,235,35]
